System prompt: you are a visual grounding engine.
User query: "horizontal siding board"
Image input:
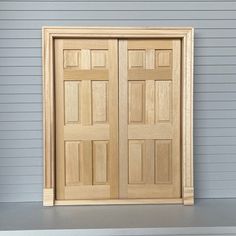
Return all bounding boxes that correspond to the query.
[195,56,236,65]
[195,38,236,47]
[195,154,236,164]
[196,173,236,181]
[0,140,42,149]
[0,49,41,57]
[194,101,236,110]
[0,148,42,158]
[187,110,235,119]
[0,76,42,85]
[195,84,236,92]
[0,113,42,122]
[195,47,236,56]
[196,163,236,172]
[195,75,236,84]
[195,93,236,101]
[0,39,40,47]
[0,29,41,39]
[194,145,236,155]
[2,29,236,39]
[0,95,42,103]
[0,85,41,94]
[0,67,42,76]
[0,131,42,139]
[0,166,42,176]
[0,58,41,66]
[1,20,236,29]
[0,175,42,184]
[195,137,236,146]
[197,28,236,37]
[0,0,236,202]
[2,11,236,20]
[194,128,236,137]
[0,121,42,130]
[194,119,236,128]
[195,65,236,74]
[1,2,236,11]
[0,158,42,167]
[0,103,42,112]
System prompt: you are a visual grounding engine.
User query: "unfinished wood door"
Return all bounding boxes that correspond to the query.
[55,39,118,200]
[119,39,181,199]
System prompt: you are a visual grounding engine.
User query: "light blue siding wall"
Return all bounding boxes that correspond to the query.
[0,0,236,202]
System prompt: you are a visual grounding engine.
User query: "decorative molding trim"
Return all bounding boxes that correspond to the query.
[43,188,54,206]
[43,27,194,206]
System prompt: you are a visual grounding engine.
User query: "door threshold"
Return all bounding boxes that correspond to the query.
[55,198,182,206]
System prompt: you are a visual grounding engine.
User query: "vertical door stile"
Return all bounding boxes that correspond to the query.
[55,39,65,200]
[172,39,181,197]
[119,40,128,198]
[108,39,119,198]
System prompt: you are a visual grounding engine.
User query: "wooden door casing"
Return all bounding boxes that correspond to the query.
[119,39,181,199]
[55,39,119,200]
[43,27,194,206]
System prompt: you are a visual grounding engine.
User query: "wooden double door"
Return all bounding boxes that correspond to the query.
[55,38,181,202]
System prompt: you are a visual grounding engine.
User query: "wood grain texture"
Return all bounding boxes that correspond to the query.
[55,39,65,200]
[64,125,109,140]
[43,188,54,206]
[55,198,182,205]
[64,70,109,81]
[81,141,92,185]
[81,80,92,126]
[128,140,145,184]
[171,39,182,199]
[118,40,128,198]
[92,81,108,124]
[108,39,119,198]
[43,27,55,195]
[93,141,108,185]
[53,37,119,202]
[181,30,194,205]
[64,81,80,124]
[155,140,172,184]
[43,27,194,206]
[65,142,81,185]
[128,81,145,124]
[122,38,182,199]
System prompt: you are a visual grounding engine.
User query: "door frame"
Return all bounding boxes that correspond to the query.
[42,27,194,206]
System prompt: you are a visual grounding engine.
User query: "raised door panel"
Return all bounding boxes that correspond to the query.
[55,39,118,200]
[119,39,181,199]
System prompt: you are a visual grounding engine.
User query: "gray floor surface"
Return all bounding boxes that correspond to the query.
[0,199,236,231]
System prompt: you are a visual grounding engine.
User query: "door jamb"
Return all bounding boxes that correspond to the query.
[42,27,194,206]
